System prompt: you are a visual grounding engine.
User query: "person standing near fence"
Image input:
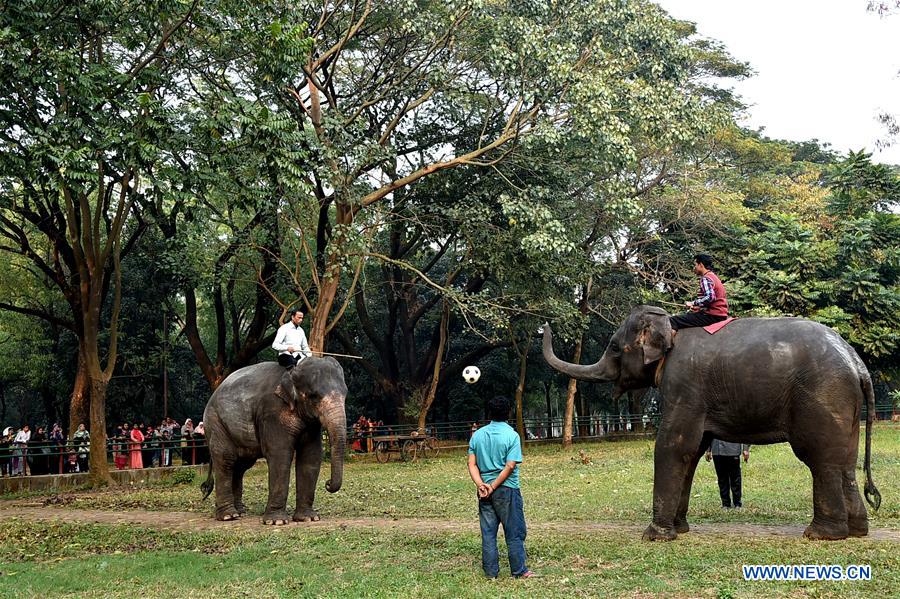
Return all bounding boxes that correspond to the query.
[0,427,13,476]
[13,426,30,475]
[129,423,144,469]
[181,418,194,465]
[72,424,89,473]
[114,425,128,470]
[28,425,47,475]
[50,423,65,474]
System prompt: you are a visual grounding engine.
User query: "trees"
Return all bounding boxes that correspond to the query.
[0,1,199,482]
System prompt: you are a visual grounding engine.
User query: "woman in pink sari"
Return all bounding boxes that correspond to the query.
[129,424,144,469]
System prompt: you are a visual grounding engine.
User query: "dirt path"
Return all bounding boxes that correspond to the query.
[2,504,898,541]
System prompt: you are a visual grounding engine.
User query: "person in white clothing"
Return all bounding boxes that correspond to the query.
[13,425,31,476]
[272,309,312,368]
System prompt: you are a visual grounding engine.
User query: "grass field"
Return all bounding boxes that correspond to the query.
[1,424,898,598]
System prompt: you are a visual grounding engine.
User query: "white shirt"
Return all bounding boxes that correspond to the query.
[272,322,311,360]
[14,430,30,444]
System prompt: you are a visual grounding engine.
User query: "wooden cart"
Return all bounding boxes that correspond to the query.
[372,434,439,463]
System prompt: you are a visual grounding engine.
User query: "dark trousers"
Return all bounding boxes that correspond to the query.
[713,455,742,507]
[669,311,726,330]
[478,486,528,578]
[278,353,298,368]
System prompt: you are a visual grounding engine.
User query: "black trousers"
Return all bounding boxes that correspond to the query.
[713,455,742,507]
[669,311,726,330]
[278,353,299,368]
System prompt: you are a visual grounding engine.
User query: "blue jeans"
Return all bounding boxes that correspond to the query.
[478,486,528,578]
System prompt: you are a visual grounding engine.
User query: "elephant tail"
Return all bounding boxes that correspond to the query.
[200,458,214,501]
[861,371,881,511]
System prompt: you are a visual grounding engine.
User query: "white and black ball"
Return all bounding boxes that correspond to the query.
[462,366,481,384]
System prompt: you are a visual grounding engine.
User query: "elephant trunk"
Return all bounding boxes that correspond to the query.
[321,396,346,493]
[542,323,616,383]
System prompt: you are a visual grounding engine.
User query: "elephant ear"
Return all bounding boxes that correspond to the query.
[274,370,298,414]
[636,309,673,365]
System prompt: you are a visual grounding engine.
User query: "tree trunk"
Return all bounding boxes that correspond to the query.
[577,387,589,437]
[629,390,645,432]
[310,270,341,353]
[512,337,529,447]
[544,381,553,439]
[68,350,90,436]
[417,302,449,432]
[562,335,583,449]
[87,377,113,485]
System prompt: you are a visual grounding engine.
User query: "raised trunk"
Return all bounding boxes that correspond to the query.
[542,324,614,382]
[323,403,346,493]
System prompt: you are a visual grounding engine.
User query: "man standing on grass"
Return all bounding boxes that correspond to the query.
[467,395,535,579]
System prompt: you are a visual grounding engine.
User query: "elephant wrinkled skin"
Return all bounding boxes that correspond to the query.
[200,357,348,524]
[543,305,880,541]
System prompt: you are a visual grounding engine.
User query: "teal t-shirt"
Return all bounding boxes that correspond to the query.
[468,421,523,489]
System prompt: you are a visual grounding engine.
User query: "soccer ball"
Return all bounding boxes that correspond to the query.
[462,366,481,384]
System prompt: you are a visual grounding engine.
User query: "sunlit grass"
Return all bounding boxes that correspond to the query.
[29,424,900,530]
[1,425,897,597]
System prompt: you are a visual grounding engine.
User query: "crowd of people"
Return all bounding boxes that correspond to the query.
[109,418,208,470]
[0,417,208,477]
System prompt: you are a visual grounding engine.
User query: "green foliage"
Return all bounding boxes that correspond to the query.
[721,152,899,363]
[169,468,196,486]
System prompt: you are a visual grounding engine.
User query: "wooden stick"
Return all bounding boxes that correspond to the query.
[309,350,363,360]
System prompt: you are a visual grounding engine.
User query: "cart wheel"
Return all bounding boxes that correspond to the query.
[422,437,439,459]
[375,441,390,463]
[401,439,417,462]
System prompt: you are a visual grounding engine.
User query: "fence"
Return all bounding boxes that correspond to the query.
[0,436,209,477]
[348,414,659,452]
[6,405,896,477]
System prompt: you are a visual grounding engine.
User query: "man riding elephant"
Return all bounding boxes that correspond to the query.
[669,253,729,330]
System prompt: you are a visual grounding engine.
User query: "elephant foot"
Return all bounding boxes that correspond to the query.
[642,523,678,541]
[803,521,848,541]
[262,510,291,526]
[215,505,242,521]
[235,501,248,515]
[293,507,321,522]
[848,518,869,538]
[674,518,690,534]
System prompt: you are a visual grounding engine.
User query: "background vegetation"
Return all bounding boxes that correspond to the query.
[0,1,897,480]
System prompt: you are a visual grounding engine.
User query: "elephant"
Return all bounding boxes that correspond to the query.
[542,305,881,541]
[200,357,347,524]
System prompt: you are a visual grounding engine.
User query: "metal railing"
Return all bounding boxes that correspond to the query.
[0,436,209,477]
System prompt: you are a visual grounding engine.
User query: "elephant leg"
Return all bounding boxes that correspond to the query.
[232,458,254,515]
[804,465,850,540]
[841,421,868,537]
[212,452,242,522]
[674,434,712,534]
[294,430,323,522]
[261,448,294,526]
[643,418,705,541]
[843,468,869,537]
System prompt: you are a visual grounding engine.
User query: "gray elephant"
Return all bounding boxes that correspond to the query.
[543,305,880,541]
[200,357,347,524]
